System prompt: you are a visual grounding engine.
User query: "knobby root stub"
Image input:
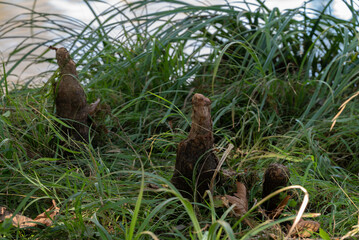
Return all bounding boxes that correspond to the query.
[262,163,290,214]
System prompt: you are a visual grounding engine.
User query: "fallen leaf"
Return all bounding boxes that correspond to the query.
[33,200,59,226]
[0,200,59,228]
[234,181,248,211]
[0,207,11,222]
[222,182,248,217]
[222,195,247,216]
[292,219,320,237]
[12,214,37,228]
[0,206,36,228]
[269,195,291,219]
[220,182,256,228]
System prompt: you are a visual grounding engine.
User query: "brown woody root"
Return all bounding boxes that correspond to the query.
[262,163,290,214]
[171,93,219,200]
[50,46,99,141]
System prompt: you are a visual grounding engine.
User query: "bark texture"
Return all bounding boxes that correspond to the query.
[52,47,99,141]
[171,93,218,200]
[262,163,290,214]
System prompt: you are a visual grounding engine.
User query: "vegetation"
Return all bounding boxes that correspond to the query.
[1,0,359,239]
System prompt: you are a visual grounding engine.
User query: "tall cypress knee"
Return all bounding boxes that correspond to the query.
[51,47,99,141]
[171,93,218,200]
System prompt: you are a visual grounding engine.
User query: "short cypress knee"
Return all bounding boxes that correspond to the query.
[262,163,290,214]
[171,93,219,200]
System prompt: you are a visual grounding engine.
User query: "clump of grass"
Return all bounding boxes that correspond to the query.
[1,0,359,239]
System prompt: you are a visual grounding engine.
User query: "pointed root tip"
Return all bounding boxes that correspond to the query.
[48,46,58,51]
[88,98,101,116]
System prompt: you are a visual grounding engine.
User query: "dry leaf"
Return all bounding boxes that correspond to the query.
[220,182,256,228]
[0,200,59,228]
[0,207,12,222]
[292,219,320,237]
[0,206,36,228]
[234,181,248,211]
[222,182,248,217]
[33,200,59,226]
[12,214,37,228]
[269,195,291,219]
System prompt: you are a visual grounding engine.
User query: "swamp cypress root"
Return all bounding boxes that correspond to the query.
[171,93,219,200]
[262,163,290,214]
[50,46,100,141]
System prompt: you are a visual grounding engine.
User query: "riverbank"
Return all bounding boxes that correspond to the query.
[1,0,359,239]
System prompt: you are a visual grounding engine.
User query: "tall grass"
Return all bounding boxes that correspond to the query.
[1,0,359,239]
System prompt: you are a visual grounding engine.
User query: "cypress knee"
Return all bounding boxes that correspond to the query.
[171,93,218,200]
[262,163,290,214]
[51,47,99,141]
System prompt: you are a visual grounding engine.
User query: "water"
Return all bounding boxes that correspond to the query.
[0,0,355,86]
[0,0,120,86]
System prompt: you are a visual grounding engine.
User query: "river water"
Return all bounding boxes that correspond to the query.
[0,0,354,86]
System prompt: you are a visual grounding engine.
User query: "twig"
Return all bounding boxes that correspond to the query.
[210,143,234,194]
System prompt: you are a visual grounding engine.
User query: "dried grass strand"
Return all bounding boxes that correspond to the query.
[330,90,359,131]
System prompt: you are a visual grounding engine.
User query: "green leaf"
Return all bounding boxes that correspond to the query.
[2,111,10,118]
[319,228,331,240]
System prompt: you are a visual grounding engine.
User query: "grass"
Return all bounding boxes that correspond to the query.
[1,0,359,239]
